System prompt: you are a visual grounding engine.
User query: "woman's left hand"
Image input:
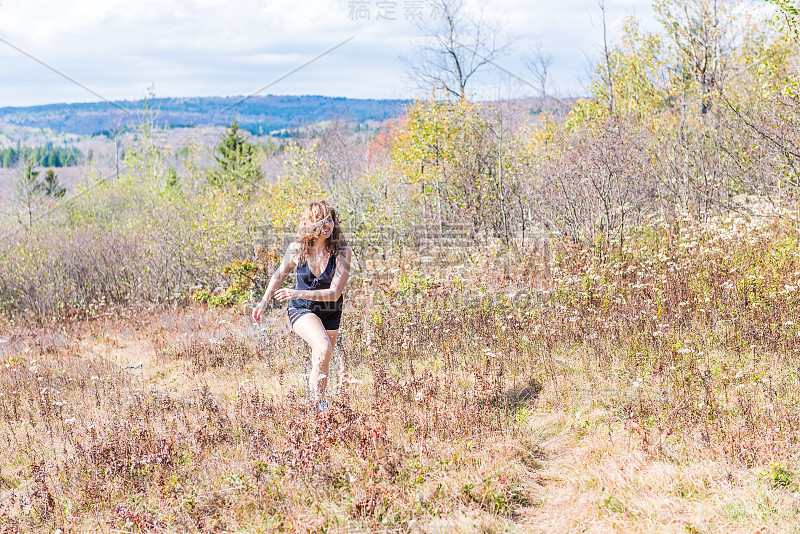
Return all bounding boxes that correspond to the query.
[274,288,298,302]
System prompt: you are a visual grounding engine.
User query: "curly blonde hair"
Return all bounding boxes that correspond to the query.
[294,200,346,264]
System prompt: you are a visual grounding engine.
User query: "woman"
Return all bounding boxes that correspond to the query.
[252,200,352,411]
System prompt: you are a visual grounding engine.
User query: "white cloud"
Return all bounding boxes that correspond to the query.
[0,0,662,106]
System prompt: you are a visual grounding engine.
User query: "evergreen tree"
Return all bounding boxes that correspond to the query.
[42,169,66,198]
[20,160,41,192]
[166,166,179,190]
[207,121,263,189]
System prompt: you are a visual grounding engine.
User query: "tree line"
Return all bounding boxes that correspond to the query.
[0,143,82,168]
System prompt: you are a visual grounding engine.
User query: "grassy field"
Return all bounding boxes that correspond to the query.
[4,2,800,530]
[1,214,799,533]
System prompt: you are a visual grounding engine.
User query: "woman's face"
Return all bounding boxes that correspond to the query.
[319,215,334,239]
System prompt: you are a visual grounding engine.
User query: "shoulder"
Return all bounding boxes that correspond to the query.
[336,245,352,259]
[286,242,301,264]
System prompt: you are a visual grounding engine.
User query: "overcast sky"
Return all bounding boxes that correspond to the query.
[0,0,660,107]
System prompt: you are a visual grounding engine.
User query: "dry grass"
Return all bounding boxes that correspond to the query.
[1,215,800,532]
[0,306,536,532]
[517,410,800,533]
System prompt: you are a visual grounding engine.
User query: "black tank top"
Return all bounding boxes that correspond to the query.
[290,253,343,309]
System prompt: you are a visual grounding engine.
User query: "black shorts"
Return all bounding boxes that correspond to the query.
[287,298,343,330]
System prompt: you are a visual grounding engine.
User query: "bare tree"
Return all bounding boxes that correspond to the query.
[598,0,616,115]
[316,117,359,193]
[523,42,554,100]
[403,0,513,100]
[654,0,744,114]
[12,159,44,229]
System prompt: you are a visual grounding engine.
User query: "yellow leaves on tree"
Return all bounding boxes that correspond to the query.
[390,98,488,193]
[566,17,666,128]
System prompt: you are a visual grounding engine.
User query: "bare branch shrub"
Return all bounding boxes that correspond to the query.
[529,117,658,250]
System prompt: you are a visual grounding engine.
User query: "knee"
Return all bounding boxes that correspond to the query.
[312,339,333,359]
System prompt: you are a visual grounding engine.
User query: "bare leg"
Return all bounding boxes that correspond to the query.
[325,329,338,393]
[291,313,338,403]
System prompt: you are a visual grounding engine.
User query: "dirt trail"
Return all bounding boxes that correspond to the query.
[513,412,797,533]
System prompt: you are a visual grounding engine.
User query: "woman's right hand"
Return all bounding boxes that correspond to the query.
[252,301,267,323]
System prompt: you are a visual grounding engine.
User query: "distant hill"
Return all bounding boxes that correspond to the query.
[0,95,411,137]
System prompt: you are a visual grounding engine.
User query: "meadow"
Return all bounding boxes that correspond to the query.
[3,1,800,531]
[1,211,799,532]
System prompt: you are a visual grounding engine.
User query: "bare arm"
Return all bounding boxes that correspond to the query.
[252,243,297,322]
[274,246,352,303]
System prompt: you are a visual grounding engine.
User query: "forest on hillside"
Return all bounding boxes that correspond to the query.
[0,94,410,137]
